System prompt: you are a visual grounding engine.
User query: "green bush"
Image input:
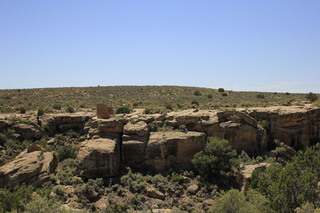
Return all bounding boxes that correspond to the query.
[57,145,76,162]
[258,120,270,130]
[207,94,213,99]
[191,100,199,106]
[66,106,75,113]
[66,130,80,138]
[171,173,185,184]
[37,108,45,116]
[19,106,26,114]
[218,88,225,92]
[222,92,228,97]
[19,119,31,124]
[194,91,201,96]
[305,92,318,102]
[164,102,173,110]
[209,189,270,213]
[116,106,130,114]
[256,93,265,99]
[0,133,8,146]
[53,103,61,110]
[192,137,238,180]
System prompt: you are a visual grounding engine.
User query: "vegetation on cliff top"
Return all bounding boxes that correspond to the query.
[0,86,317,114]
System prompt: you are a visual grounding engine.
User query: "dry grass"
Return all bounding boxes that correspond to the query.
[0,86,312,113]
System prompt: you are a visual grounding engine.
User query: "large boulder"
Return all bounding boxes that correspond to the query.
[123,121,149,136]
[76,136,120,178]
[144,131,206,171]
[96,103,114,119]
[88,117,126,137]
[0,144,58,190]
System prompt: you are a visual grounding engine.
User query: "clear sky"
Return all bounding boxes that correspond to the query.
[1,1,319,93]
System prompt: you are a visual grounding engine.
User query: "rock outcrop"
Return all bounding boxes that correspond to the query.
[12,123,45,140]
[76,136,120,178]
[96,103,114,119]
[1,106,320,181]
[122,134,148,164]
[144,131,206,171]
[245,106,320,148]
[0,144,58,190]
[88,117,126,137]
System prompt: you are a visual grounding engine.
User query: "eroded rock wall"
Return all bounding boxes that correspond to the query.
[245,106,320,148]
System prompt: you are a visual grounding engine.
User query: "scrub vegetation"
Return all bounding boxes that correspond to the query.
[0,85,316,114]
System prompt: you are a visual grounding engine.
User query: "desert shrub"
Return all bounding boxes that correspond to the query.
[194,90,201,96]
[171,173,185,184]
[238,150,255,165]
[258,119,270,130]
[0,184,34,213]
[256,93,265,99]
[239,101,253,107]
[129,194,147,209]
[209,189,270,213]
[19,119,31,124]
[55,159,83,185]
[19,106,26,114]
[285,92,290,95]
[120,168,147,194]
[66,106,75,113]
[164,102,173,110]
[0,133,7,146]
[23,193,63,213]
[191,100,199,106]
[7,139,32,152]
[192,137,238,180]
[116,106,130,114]
[57,145,76,162]
[37,108,45,116]
[151,174,170,192]
[78,178,104,197]
[133,101,142,107]
[66,130,80,138]
[53,103,61,110]
[218,88,225,92]
[207,94,213,99]
[42,125,50,132]
[106,193,129,213]
[222,92,228,97]
[305,92,318,102]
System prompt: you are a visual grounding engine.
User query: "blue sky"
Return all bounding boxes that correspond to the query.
[1,1,319,93]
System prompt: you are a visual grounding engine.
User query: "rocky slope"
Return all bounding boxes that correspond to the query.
[1,105,320,186]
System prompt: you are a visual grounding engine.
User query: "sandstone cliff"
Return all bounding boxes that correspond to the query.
[1,105,320,182]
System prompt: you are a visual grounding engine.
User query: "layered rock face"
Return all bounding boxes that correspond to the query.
[0,112,94,140]
[77,108,268,177]
[1,106,320,182]
[165,110,266,154]
[144,131,206,171]
[245,106,320,148]
[0,144,58,190]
